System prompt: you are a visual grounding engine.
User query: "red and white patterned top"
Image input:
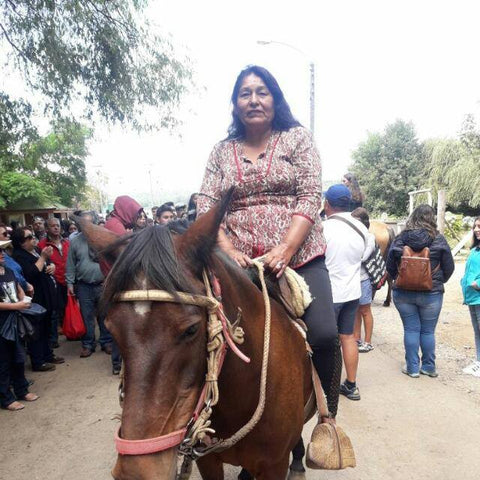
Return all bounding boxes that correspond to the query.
[197,126,326,268]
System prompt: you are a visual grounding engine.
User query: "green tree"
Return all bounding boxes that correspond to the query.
[351,120,422,216]
[422,115,480,209]
[0,171,53,208]
[0,111,90,207]
[0,0,192,130]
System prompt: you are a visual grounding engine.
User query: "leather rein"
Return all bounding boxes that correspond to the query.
[113,263,272,459]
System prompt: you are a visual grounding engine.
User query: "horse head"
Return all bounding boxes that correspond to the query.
[80,192,232,480]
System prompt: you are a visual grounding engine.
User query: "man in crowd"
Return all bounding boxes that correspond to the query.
[323,184,374,401]
[32,217,47,241]
[38,217,69,348]
[156,205,175,225]
[65,211,112,358]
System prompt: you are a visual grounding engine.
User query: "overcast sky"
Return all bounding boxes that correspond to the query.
[78,1,480,205]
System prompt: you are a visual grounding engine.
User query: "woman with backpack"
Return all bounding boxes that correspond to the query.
[461,216,480,377]
[387,205,454,378]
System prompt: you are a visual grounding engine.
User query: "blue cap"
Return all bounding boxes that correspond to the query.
[325,184,351,209]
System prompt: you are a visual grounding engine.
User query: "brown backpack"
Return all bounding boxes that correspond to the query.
[395,246,439,291]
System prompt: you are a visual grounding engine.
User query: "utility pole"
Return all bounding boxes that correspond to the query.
[257,40,315,134]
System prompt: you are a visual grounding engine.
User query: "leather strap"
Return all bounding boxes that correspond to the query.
[310,358,330,418]
[114,427,187,455]
[329,214,366,242]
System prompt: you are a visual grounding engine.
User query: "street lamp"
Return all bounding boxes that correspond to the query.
[257,40,315,134]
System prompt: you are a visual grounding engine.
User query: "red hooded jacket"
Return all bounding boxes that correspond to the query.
[102,195,143,275]
[105,195,143,235]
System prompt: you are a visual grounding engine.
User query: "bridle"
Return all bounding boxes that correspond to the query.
[112,263,272,459]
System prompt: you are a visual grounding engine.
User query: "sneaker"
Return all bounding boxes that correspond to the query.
[358,342,374,353]
[112,365,121,375]
[339,381,361,401]
[462,361,480,376]
[420,369,438,378]
[402,367,419,378]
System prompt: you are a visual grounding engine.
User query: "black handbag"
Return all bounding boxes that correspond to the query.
[17,312,37,340]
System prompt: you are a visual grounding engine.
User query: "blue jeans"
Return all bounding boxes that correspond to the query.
[393,290,443,374]
[468,305,480,361]
[76,283,112,351]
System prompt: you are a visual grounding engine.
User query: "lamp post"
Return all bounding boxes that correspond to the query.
[257,40,315,134]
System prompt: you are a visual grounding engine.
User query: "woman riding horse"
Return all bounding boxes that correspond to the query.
[197,65,341,423]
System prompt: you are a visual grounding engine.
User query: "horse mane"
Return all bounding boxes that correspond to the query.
[99,216,279,317]
[100,222,194,314]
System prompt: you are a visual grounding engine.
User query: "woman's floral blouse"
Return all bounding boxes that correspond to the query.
[197,126,326,268]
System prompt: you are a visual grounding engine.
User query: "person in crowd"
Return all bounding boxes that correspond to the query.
[103,196,143,375]
[175,203,187,219]
[197,65,341,420]
[387,205,454,378]
[461,216,480,377]
[187,193,199,222]
[66,211,112,358]
[156,205,175,225]
[0,240,39,411]
[12,227,64,371]
[104,195,144,235]
[32,216,47,241]
[134,211,147,231]
[38,218,70,349]
[351,207,376,353]
[323,185,374,401]
[66,221,78,240]
[342,173,365,211]
[151,206,159,222]
[0,224,34,296]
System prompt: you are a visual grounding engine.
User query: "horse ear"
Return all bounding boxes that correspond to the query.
[176,188,234,271]
[73,216,122,262]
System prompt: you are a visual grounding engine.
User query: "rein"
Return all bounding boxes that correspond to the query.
[113,261,272,459]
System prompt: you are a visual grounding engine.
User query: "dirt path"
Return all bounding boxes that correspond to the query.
[2,262,479,480]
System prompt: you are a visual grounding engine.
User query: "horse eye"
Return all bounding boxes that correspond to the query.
[181,324,199,339]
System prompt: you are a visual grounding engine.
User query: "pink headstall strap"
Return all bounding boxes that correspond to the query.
[115,426,187,455]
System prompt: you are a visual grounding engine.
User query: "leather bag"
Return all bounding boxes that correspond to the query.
[395,246,438,291]
[305,361,356,470]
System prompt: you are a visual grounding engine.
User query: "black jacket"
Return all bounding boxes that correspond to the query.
[12,248,57,311]
[386,229,455,293]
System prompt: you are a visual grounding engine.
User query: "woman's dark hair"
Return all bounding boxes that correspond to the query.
[187,193,199,222]
[343,173,364,203]
[11,227,32,249]
[405,204,438,239]
[472,216,480,249]
[351,207,370,229]
[227,65,301,139]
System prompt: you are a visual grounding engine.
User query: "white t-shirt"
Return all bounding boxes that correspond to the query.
[323,212,372,303]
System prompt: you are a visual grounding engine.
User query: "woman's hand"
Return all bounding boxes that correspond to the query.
[41,246,53,259]
[15,300,31,310]
[45,264,56,275]
[225,248,253,269]
[263,242,294,278]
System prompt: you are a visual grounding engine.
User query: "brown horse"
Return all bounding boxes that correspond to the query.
[80,195,313,480]
[369,220,395,306]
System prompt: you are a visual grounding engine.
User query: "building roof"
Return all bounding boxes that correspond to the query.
[0,199,72,212]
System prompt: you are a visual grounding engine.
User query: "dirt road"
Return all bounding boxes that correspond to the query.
[2,262,479,480]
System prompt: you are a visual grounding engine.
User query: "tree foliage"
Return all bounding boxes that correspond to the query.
[0,0,192,130]
[0,96,90,207]
[422,114,480,209]
[351,120,422,217]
